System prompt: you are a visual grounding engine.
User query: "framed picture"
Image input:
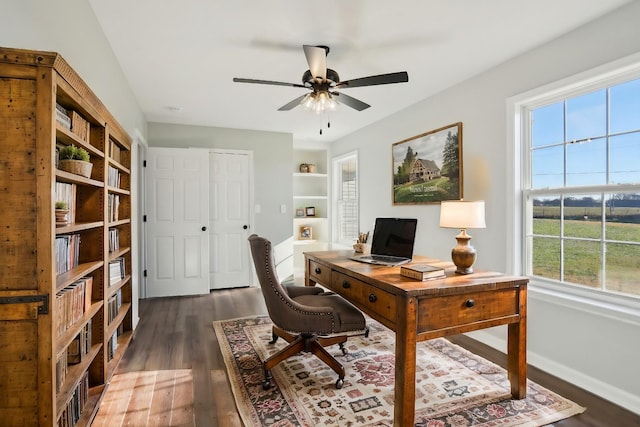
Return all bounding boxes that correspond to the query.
[295,208,305,217]
[299,225,312,240]
[305,206,316,217]
[392,122,463,204]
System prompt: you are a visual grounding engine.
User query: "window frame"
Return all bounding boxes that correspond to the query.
[332,151,359,248]
[507,53,640,317]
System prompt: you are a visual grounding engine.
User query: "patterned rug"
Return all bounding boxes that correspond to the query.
[213,316,585,426]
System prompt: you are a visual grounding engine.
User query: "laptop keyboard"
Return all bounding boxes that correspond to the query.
[370,255,404,263]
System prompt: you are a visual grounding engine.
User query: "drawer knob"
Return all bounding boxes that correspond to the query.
[368,293,377,303]
[315,267,321,274]
[465,299,475,308]
[342,280,350,289]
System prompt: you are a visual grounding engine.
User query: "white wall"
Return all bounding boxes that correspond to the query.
[148,122,294,245]
[2,0,147,326]
[331,1,640,414]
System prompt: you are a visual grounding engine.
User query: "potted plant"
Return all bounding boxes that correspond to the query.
[55,201,69,226]
[58,144,92,178]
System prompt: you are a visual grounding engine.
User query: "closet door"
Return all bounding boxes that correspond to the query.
[146,148,209,297]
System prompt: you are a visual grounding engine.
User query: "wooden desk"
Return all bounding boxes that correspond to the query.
[305,251,528,426]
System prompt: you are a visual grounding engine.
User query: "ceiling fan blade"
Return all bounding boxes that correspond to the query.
[278,94,308,111]
[333,92,370,111]
[233,77,306,88]
[336,71,409,89]
[303,45,327,81]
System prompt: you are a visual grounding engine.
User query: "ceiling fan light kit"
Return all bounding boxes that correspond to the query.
[233,45,409,134]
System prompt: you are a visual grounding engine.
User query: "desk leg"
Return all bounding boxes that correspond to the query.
[507,286,527,399]
[394,298,417,426]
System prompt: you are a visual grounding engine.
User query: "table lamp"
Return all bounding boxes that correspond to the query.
[439,200,486,274]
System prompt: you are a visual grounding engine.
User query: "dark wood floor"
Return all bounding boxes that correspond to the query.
[114,287,640,426]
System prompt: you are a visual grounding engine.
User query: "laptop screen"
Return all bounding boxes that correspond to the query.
[370,218,418,259]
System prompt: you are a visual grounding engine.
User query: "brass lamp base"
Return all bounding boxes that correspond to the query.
[451,230,477,275]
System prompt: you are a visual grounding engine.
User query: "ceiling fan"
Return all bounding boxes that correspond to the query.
[233,45,409,114]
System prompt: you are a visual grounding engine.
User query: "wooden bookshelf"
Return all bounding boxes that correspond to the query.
[0,47,134,426]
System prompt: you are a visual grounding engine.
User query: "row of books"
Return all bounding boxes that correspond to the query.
[109,228,120,253]
[108,165,121,188]
[109,139,122,164]
[54,321,91,394]
[106,326,124,362]
[107,289,123,324]
[54,277,92,337]
[55,234,80,276]
[55,103,71,130]
[109,257,126,287]
[108,194,120,222]
[55,103,90,143]
[56,371,89,427]
[55,182,76,225]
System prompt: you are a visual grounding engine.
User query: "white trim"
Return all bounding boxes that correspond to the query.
[331,150,359,247]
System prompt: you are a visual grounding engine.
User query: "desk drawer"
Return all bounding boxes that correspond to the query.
[308,260,331,285]
[418,289,518,332]
[332,271,397,324]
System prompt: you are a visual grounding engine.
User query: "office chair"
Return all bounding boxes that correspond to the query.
[248,234,368,389]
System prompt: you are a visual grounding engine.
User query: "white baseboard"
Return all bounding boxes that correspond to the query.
[466,330,640,415]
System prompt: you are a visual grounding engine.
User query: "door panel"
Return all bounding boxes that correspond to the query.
[209,151,252,289]
[146,148,209,297]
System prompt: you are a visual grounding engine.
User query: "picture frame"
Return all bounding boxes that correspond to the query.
[392,122,463,204]
[305,206,316,217]
[295,208,305,217]
[299,225,312,240]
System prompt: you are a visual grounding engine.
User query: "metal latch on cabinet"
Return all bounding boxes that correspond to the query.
[0,294,49,314]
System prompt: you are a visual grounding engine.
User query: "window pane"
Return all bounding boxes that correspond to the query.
[532,146,564,189]
[610,133,640,184]
[566,89,606,142]
[566,137,606,186]
[610,78,640,134]
[532,236,560,280]
[605,193,640,243]
[532,102,564,147]
[532,197,561,235]
[564,239,601,288]
[563,195,602,239]
[605,242,640,296]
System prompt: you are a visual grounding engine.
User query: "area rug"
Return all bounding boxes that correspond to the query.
[213,316,585,426]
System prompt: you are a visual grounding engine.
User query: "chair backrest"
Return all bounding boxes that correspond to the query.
[248,234,335,334]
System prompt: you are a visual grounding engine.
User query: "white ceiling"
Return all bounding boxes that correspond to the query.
[89,0,630,143]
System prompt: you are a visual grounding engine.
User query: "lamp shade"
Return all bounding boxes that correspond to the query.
[439,200,486,229]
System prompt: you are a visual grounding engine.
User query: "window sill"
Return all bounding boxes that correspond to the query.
[529,278,640,326]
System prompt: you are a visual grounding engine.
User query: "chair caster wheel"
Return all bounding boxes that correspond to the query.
[263,380,272,390]
[335,378,344,389]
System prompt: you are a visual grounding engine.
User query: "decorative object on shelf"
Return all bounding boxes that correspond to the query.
[55,201,69,226]
[439,200,486,275]
[295,208,305,217]
[58,144,93,178]
[392,122,462,205]
[299,163,309,173]
[299,226,313,240]
[305,206,316,216]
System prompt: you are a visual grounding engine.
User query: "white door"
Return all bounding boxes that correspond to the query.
[145,148,210,297]
[209,150,252,289]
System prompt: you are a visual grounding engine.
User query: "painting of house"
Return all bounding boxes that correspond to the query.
[410,159,441,181]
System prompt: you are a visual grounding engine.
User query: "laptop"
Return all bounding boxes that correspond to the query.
[350,218,418,266]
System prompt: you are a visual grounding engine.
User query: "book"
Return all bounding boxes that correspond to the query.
[400,264,446,281]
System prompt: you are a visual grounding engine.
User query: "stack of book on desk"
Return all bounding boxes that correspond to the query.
[400,264,446,281]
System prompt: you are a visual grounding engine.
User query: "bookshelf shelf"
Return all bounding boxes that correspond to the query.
[0,47,135,426]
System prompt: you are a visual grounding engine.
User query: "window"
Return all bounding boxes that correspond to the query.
[523,75,640,299]
[333,151,358,247]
